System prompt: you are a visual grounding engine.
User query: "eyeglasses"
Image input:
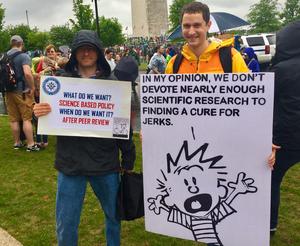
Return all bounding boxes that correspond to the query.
[47,50,55,54]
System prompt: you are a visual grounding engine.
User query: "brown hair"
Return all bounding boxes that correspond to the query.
[180,2,210,24]
[45,44,56,54]
[10,40,23,48]
[105,48,113,55]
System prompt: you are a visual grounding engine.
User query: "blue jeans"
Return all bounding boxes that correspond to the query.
[36,134,48,144]
[56,172,120,246]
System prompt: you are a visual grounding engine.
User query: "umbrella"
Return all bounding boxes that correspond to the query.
[167,12,249,40]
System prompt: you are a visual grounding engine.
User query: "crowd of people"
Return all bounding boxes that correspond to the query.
[3,36,146,151]
[3,39,71,151]
[0,1,299,246]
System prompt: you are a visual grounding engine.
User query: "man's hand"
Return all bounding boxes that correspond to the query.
[268,144,281,170]
[228,172,257,195]
[148,195,164,215]
[33,103,51,117]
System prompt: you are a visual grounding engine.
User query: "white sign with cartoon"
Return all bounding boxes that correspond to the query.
[141,73,274,246]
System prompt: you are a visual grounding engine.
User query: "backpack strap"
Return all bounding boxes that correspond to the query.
[8,51,24,90]
[172,53,183,74]
[219,47,232,73]
[7,51,23,60]
[173,47,233,73]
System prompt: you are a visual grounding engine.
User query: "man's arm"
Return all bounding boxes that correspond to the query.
[117,127,136,171]
[23,64,35,96]
[270,64,286,147]
[151,67,160,74]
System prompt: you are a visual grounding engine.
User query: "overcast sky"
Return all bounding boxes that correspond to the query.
[1,0,285,34]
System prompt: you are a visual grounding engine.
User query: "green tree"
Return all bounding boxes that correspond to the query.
[0,3,5,31]
[0,3,9,52]
[169,0,195,31]
[7,24,33,49]
[0,30,10,52]
[247,0,281,33]
[27,31,50,51]
[98,16,125,47]
[70,0,94,31]
[281,0,300,26]
[49,24,75,48]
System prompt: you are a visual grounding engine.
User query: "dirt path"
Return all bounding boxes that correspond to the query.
[0,228,22,246]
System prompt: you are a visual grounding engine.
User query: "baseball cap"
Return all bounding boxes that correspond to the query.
[10,35,23,43]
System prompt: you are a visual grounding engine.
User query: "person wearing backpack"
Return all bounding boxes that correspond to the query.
[4,35,39,151]
[165,2,249,74]
[164,2,277,245]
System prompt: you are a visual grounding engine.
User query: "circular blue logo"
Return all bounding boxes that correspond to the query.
[42,77,61,95]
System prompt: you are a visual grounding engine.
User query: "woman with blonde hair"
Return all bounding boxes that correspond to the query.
[36,44,59,75]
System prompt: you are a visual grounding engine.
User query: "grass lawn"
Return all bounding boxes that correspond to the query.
[0,115,299,246]
[139,62,148,71]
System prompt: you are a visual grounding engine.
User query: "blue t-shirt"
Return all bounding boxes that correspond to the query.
[7,48,32,92]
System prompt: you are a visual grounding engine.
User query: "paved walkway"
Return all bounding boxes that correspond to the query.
[0,228,22,246]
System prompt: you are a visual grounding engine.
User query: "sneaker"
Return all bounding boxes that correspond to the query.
[26,144,40,152]
[40,142,48,149]
[36,142,48,149]
[13,142,24,150]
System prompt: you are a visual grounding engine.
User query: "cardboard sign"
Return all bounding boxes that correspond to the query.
[141,73,274,246]
[38,76,131,139]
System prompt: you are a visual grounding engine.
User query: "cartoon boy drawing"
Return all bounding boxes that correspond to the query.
[147,140,257,246]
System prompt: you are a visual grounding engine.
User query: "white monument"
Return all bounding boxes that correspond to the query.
[131,0,169,37]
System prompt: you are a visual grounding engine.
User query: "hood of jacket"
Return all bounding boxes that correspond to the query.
[244,47,256,60]
[272,21,300,65]
[114,56,138,82]
[65,30,111,77]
